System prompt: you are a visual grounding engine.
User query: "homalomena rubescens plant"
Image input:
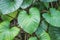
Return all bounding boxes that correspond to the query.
[0,0,60,40]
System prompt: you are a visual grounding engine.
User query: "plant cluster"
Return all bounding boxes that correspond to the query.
[0,0,60,40]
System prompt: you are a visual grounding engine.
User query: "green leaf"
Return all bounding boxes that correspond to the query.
[40,0,57,2]
[0,0,23,14]
[1,11,18,21]
[48,26,60,40]
[33,2,47,10]
[21,0,33,9]
[0,21,20,40]
[0,21,10,32]
[43,8,60,27]
[18,7,40,34]
[43,2,49,9]
[28,37,38,40]
[3,27,20,40]
[40,20,48,31]
[35,26,50,40]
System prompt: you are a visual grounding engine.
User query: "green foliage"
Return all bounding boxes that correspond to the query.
[0,0,60,40]
[40,20,48,31]
[40,0,57,2]
[35,24,50,40]
[0,0,23,14]
[48,26,60,40]
[0,21,20,40]
[1,11,18,21]
[18,7,40,34]
[21,0,33,9]
[43,8,60,27]
[28,37,37,40]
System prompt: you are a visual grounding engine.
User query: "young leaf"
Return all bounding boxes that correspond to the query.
[35,26,50,40]
[0,0,23,14]
[28,37,38,40]
[21,0,33,9]
[18,7,40,34]
[0,21,20,40]
[1,11,18,21]
[43,8,60,27]
[40,0,57,2]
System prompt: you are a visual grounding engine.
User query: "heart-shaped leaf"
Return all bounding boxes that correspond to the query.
[43,8,60,27]
[0,21,20,40]
[35,26,50,40]
[48,26,60,40]
[21,0,33,9]
[18,7,40,34]
[40,0,57,2]
[0,0,23,14]
[28,37,38,40]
